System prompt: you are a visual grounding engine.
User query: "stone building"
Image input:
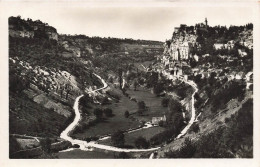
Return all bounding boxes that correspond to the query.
[152,115,166,125]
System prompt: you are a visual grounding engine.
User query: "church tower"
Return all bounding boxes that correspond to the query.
[205,18,208,27]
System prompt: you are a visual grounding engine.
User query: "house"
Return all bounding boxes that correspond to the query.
[227,40,235,49]
[202,54,210,58]
[152,115,166,125]
[193,54,199,62]
[174,27,180,33]
[9,29,21,37]
[235,72,244,80]
[229,72,237,80]
[238,49,248,57]
[245,71,253,82]
[214,43,225,50]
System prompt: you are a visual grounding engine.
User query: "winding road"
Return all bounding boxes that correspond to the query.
[60,72,198,154]
[60,74,160,152]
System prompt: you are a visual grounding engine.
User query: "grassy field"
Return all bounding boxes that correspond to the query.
[127,86,168,122]
[73,84,167,139]
[98,126,165,147]
[73,86,142,139]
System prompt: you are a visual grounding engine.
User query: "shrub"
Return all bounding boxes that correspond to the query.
[249,84,253,91]
[116,152,129,159]
[101,97,110,105]
[104,108,113,117]
[191,123,200,133]
[158,120,164,127]
[137,101,146,115]
[111,130,125,147]
[161,97,169,107]
[124,110,130,118]
[153,83,164,96]
[135,136,150,149]
[93,108,103,119]
[165,138,196,158]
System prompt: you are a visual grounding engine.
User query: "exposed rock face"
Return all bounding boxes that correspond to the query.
[9,16,58,41]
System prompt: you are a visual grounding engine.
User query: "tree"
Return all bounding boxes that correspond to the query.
[93,108,103,119]
[138,101,146,109]
[168,99,184,113]
[191,123,200,133]
[101,97,110,105]
[116,152,129,159]
[249,84,253,91]
[133,80,138,91]
[161,97,169,107]
[111,130,125,147]
[137,101,146,115]
[158,120,164,127]
[118,68,123,89]
[135,137,150,149]
[153,83,164,96]
[165,138,196,158]
[104,108,113,117]
[40,138,51,153]
[124,110,130,118]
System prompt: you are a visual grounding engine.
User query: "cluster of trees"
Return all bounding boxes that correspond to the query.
[135,137,150,149]
[111,131,151,149]
[93,107,114,120]
[193,23,253,56]
[161,97,170,107]
[9,73,30,93]
[111,130,125,147]
[210,81,246,112]
[63,34,162,46]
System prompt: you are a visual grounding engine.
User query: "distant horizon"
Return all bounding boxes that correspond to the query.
[10,15,254,42]
[5,4,254,42]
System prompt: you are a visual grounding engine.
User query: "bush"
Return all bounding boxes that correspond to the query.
[115,152,130,159]
[190,123,200,133]
[165,138,196,158]
[150,128,176,146]
[135,137,150,149]
[158,120,164,127]
[249,84,253,91]
[93,108,103,119]
[153,83,164,96]
[124,110,130,118]
[111,130,125,147]
[137,101,146,115]
[161,97,170,107]
[101,97,110,105]
[40,138,52,153]
[104,108,113,117]
[224,117,230,123]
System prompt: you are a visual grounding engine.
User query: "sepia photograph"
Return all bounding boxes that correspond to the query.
[0,0,259,165]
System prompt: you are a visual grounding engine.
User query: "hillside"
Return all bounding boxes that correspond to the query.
[9,16,163,158]
[142,19,253,158]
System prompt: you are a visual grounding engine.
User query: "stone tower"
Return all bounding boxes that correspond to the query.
[205,18,208,27]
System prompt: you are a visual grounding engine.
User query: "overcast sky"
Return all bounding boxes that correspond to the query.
[4,2,255,41]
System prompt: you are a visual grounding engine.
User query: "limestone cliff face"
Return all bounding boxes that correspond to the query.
[9,16,58,41]
[163,28,199,62]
